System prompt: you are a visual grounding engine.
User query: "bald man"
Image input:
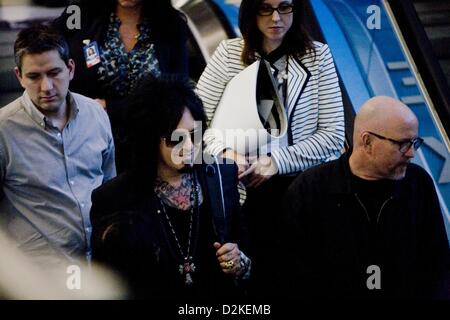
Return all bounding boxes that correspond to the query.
[281,96,449,299]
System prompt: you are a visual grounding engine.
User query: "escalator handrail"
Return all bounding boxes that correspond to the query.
[386,0,450,142]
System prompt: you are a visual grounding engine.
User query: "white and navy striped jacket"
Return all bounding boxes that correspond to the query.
[196,38,345,175]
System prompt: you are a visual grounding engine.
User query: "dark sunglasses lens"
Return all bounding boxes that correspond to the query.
[165,134,183,147]
[165,130,201,147]
[400,138,423,153]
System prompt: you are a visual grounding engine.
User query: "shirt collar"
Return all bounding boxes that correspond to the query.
[21,91,46,128]
[21,91,79,129]
[66,91,80,120]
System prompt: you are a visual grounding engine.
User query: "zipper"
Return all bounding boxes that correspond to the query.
[355,193,371,223]
[354,193,394,282]
[376,197,393,225]
[354,193,394,226]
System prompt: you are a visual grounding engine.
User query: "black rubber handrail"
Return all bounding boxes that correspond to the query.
[387,0,450,140]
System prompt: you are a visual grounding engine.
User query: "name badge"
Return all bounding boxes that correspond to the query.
[83,41,101,68]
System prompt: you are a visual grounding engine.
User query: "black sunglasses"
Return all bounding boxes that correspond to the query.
[163,129,202,147]
[367,131,424,153]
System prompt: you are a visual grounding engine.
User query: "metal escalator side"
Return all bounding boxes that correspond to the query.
[385,0,450,146]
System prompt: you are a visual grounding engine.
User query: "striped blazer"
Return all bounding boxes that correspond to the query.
[196,38,345,175]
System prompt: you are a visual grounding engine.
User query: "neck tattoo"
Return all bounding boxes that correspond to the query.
[155,173,193,210]
[156,172,200,286]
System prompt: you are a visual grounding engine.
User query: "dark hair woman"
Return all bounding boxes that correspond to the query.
[53,0,189,172]
[196,0,345,296]
[90,76,251,299]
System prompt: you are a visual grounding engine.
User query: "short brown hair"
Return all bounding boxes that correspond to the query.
[14,24,70,72]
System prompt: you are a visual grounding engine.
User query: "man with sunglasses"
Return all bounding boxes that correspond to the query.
[282,96,449,299]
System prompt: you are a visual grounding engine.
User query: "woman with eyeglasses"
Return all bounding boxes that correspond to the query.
[54,0,189,173]
[90,76,251,299]
[196,0,345,296]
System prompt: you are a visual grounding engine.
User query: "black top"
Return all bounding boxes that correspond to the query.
[53,5,188,100]
[90,163,247,300]
[349,173,397,299]
[152,201,238,299]
[350,173,395,224]
[282,151,450,299]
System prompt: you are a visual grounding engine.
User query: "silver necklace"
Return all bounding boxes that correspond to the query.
[157,173,199,286]
[276,56,289,85]
[275,56,289,108]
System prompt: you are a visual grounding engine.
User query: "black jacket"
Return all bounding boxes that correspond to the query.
[53,6,188,101]
[282,151,450,299]
[90,161,248,299]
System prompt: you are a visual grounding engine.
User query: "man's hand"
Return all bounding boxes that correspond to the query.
[239,155,278,188]
[214,242,242,276]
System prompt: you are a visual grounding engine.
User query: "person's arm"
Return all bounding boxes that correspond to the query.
[90,188,134,281]
[196,40,249,173]
[279,174,314,298]
[214,162,251,279]
[98,107,116,182]
[239,154,278,188]
[419,169,450,298]
[270,44,345,175]
[102,136,116,182]
[196,40,233,156]
[214,242,251,279]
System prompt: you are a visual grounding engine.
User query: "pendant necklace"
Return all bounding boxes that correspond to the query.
[275,56,289,108]
[277,63,288,86]
[276,56,289,86]
[157,173,199,286]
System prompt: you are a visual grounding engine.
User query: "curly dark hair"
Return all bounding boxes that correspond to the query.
[125,75,207,187]
[239,0,315,65]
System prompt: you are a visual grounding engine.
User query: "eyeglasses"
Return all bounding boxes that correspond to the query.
[257,3,294,16]
[163,129,201,148]
[366,131,424,153]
